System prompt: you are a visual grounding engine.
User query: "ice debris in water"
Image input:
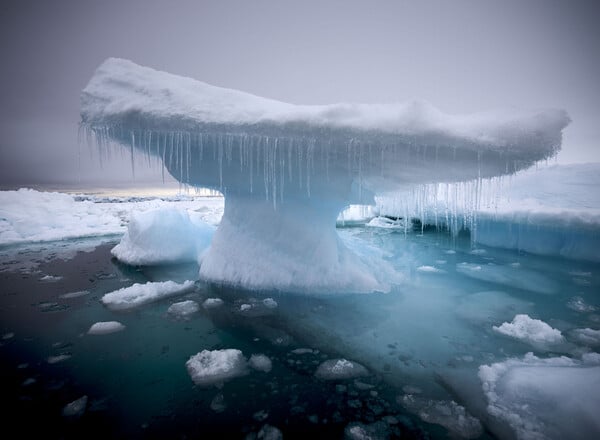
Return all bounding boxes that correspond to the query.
[567,296,597,313]
[167,300,200,318]
[399,394,482,439]
[315,359,368,380]
[344,421,391,440]
[210,393,226,413]
[87,321,125,335]
[262,298,278,309]
[59,290,90,299]
[101,280,194,311]
[111,208,214,266]
[479,352,600,440]
[249,354,272,373]
[47,354,71,364]
[62,395,88,418]
[186,349,247,386]
[202,298,224,309]
[493,314,564,345]
[40,274,62,282]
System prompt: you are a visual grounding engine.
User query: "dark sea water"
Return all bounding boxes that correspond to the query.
[0,225,598,439]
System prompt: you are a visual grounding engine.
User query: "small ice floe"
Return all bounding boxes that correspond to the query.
[40,275,62,282]
[240,304,252,312]
[167,300,200,319]
[237,298,278,317]
[22,377,36,386]
[253,410,269,422]
[470,249,487,255]
[262,298,278,309]
[493,314,564,345]
[398,394,482,439]
[59,290,90,299]
[186,349,247,386]
[249,354,272,373]
[445,249,456,254]
[416,265,444,274]
[101,280,194,311]
[315,359,368,380]
[87,321,125,335]
[344,421,391,440]
[62,395,88,418]
[202,298,224,309]
[47,354,71,364]
[257,424,282,440]
[2,332,14,340]
[567,296,597,313]
[291,348,314,355]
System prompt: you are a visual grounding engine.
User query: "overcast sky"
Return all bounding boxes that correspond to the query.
[1,0,599,186]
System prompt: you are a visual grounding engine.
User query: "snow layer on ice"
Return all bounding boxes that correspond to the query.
[185,349,247,386]
[167,300,200,318]
[315,359,368,380]
[87,321,126,335]
[0,188,223,247]
[493,314,564,344]
[111,207,214,265]
[101,280,194,311]
[479,352,600,440]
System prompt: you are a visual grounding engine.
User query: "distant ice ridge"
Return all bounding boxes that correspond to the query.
[0,188,223,247]
[81,57,569,292]
[101,280,194,311]
[111,208,215,265]
[479,352,600,440]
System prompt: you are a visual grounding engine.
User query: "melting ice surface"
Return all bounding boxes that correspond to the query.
[80,57,569,292]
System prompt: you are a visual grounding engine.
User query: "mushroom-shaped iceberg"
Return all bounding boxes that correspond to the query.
[81,58,569,292]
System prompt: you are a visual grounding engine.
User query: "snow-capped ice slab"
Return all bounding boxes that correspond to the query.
[185,349,248,386]
[111,208,214,265]
[479,352,600,440]
[81,58,569,292]
[101,280,194,311]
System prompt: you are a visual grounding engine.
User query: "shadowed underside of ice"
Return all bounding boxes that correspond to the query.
[479,352,600,440]
[81,58,569,292]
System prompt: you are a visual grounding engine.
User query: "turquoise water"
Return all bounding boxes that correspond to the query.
[0,224,598,439]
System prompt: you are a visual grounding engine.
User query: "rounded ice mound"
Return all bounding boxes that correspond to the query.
[111,208,214,266]
[493,314,564,345]
[202,298,224,309]
[167,300,200,318]
[186,349,248,386]
[87,321,126,335]
[249,354,272,373]
[315,358,368,380]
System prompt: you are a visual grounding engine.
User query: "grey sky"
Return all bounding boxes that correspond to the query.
[1,0,598,186]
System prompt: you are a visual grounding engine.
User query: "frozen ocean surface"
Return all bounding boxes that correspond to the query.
[0,170,598,439]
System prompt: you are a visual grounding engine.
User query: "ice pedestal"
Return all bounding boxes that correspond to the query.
[80,58,569,292]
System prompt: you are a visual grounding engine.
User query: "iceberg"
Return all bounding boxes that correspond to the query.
[81,58,569,292]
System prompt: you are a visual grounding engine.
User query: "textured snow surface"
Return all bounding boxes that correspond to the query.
[0,188,223,246]
[111,207,214,265]
[479,352,600,440]
[101,280,194,311]
[87,321,126,335]
[315,359,368,380]
[185,349,247,386]
[493,314,564,345]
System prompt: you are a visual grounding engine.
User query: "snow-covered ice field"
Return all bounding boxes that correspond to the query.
[0,163,598,439]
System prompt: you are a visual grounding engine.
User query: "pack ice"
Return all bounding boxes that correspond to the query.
[81,58,569,292]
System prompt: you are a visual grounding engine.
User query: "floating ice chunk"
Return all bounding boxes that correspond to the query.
[40,275,62,282]
[262,298,278,309]
[571,328,600,347]
[87,321,125,335]
[257,424,282,440]
[249,354,272,373]
[185,349,247,386]
[240,304,251,312]
[202,298,224,309]
[253,409,269,422]
[167,300,200,318]
[344,421,390,440]
[62,395,88,418]
[101,280,194,311]
[493,314,564,345]
[59,290,90,299]
[416,265,444,273]
[479,352,600,440]
[47,354,71,364]
[210,393,226,413]
[2,332,14,340]
[315,359,368,380]
[291,348,315,355]
[398,395,483,439]
[111,208,215,265]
